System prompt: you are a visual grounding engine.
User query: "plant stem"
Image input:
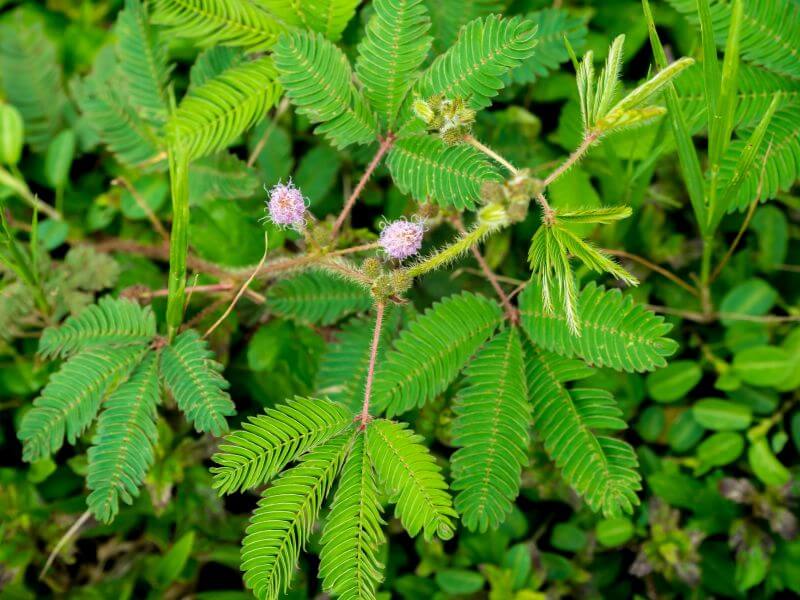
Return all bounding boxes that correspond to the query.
[332,133,396,238]
[112,176,170,242]
[603,248,699,296]
[543,132,598,188]
[534,192,556,224]
[453,216,518,322]
[40,510,93,579]
[709,200,757,284]
[204,235,269,339]
[319,258,372,286]
[699,235,714,317]
[247,97,290,167]
[166,146,190,342]
[360,301,385,428]
[0,166,62,221]
[466,136,518,174]
[406,222,491,278]
[327,242,380,256]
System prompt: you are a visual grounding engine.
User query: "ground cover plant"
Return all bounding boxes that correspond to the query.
[0,0,798,598]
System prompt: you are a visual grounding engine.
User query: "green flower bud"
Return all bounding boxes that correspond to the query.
[412,96,435,125]
[390,269,412,295]
[310,223,332,247]
[361,257,382,279]
[477,203,510,229]
[371,273,393,301]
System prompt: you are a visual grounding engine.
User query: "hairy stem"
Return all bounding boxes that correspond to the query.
[543,132,598,188]
[466,135,518,174]
[406,222,491,278]
[166,146,190,342]
[360,301,385,428]
[453,216,518,322]
[332,133,396,237]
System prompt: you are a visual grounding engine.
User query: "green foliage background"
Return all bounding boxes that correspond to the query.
[1,0,799,598]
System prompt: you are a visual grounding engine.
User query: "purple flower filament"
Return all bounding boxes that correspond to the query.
[267,181,306,228]
[380,219,424,260]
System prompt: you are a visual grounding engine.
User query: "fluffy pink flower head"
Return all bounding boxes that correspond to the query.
[379,218,424,260]
[266,180,306,228]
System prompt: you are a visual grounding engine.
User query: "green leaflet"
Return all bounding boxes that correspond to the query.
[524,341,641,517]
[188,151,259,205]
[666,0,800,80]
[267,270,373,326]
[18,344,148,462]
[116,0,172,126]
[86,352,161,523]
[152,0,284,52]
[425,0,506,53]
[160,330,235,436]
[355,0,432,129]
[167,57,281,161]
[242,432,354,600]
[519,281,678,373]
[189,47,246,89]
[0,13,66,152]
[316,308,403,413]
[418,14,538,110]
[450,327,529,532]
[319,434,385,600]
[366,419,456,540]
[211,397,352,495]
[39,296,156,360]
[718,105,800,210]
[373,291,504,417]
[387,134,502,209]
[258,0,360,42]
[274,31,378,148]
[512,8,588,84]
[674,63,799,131]
[73,67,164,168]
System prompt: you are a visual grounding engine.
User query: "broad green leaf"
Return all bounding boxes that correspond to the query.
[696,432,744,473]
[748,438,790,487]
[733,346,791,387]
[596,517,634,547]
[646,360,702,403]
[720,279,778,326]
[693,398,752,431]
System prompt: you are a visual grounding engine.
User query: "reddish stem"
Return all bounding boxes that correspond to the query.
[453,216,518,323]
[469,245,519,324]
[359,301,385,428]
[332,133,396,238]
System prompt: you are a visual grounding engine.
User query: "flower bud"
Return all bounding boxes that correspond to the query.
[0,104,24,166]
[390,269,412,295]
[361,257,382,279]
[412,95,435,125]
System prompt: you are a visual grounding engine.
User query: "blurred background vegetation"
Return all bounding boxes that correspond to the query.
[1,0,799,598]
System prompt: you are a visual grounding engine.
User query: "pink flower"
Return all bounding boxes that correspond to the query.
[379,219,424,260]
[266,181,306,228]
